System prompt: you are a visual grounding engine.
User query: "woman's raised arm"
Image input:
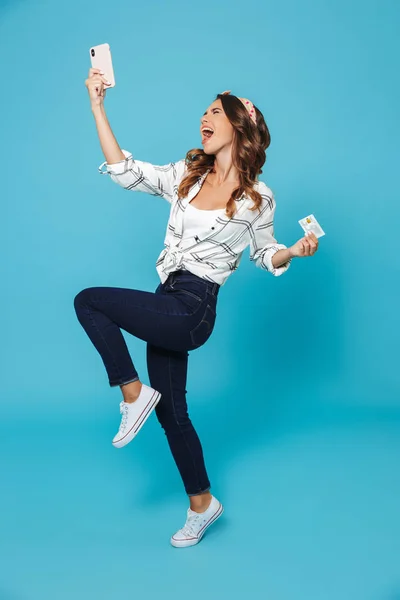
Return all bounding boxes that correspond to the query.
[85,67,125,164]
[85,67,185,202]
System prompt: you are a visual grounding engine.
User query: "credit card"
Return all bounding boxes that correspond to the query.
[298,214,325,238]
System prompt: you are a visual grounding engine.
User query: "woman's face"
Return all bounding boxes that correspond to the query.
[200,99,234,155]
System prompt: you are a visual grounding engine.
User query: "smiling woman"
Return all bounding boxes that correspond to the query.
[79,71,317,550]
[180,91,272,219]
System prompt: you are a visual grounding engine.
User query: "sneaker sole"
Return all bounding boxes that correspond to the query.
[112,390,161,449]
[170,502,224,548]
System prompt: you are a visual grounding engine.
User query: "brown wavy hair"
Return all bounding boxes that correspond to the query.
[177,91,271,218]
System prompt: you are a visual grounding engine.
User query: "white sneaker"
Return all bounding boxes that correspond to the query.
[112,383,161,448]
[170,495,224,548]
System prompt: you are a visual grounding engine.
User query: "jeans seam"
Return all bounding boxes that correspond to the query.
[189,304,214,347]
[168,353,203,494]
[166,274,218,299]
[117,376,139,387]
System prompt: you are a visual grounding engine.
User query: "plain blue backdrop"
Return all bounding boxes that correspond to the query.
[1,0,399,598]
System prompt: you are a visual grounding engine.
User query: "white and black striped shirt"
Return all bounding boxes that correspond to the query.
[99,150,292,286]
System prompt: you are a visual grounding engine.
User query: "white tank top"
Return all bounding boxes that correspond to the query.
[182,202,226,240]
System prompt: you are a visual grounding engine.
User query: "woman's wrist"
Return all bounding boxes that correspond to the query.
[272,247,293,268]
[91,101,105,116]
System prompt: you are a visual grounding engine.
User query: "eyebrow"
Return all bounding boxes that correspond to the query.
[203,107,221,116]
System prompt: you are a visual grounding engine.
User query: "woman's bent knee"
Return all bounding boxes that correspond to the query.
[73,287,95,311]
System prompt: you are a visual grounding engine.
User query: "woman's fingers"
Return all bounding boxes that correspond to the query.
[303,239,310,255]
[86,67,111,85]
[292,232,319,258]
[87,74,110,86]
[305,232,319,255]
[85,74,111,98]
[98,75,111,86]
[88,68,111,85]
[88,67,104,77]
[85,77,101,95]
[86,66,112,107]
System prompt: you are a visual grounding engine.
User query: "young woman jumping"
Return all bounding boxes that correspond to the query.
[74,68,319,548]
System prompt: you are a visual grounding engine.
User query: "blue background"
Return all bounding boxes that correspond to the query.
[1,0,399,598]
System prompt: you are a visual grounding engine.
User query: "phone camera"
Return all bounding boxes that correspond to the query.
[91,49,95,57]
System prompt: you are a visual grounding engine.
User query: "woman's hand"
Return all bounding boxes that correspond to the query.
[289,231,319,258]
[85,67,112,108]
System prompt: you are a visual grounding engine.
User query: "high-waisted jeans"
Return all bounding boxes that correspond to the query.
[73,268,220,496]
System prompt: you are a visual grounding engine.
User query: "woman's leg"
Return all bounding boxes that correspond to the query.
[74,280,216,498]
[146,341,212,505]
[74,286,141,390]
[73,284,195,391]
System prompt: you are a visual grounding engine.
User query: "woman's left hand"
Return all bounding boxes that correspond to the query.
[289,232,319,258]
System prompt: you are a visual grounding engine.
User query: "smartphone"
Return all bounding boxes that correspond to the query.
[89,43,116,88]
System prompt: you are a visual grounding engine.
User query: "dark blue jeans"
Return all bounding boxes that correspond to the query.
[73,268,220,496]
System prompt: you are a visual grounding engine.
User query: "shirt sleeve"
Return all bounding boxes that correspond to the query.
[249,186,292,276]
[98,149,186,204]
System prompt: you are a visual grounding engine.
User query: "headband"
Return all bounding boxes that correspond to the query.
[220,90,257,125]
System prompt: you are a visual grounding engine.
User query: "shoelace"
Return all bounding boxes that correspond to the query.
[181,512,205,537]
[118,401,129,432]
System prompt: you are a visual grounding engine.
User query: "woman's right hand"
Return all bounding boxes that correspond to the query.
[85,67,112,108]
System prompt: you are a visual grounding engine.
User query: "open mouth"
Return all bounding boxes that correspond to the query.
[201,127,214,143]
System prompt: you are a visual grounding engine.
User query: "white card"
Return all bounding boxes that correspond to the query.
[298,214,325,238]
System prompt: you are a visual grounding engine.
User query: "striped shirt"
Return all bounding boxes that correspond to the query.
[98,149,292,286]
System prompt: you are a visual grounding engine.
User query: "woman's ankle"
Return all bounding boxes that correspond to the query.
[189,491,212,513]
[120,379,142,403]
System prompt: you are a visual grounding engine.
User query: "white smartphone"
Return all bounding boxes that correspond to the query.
[89,43,116,88]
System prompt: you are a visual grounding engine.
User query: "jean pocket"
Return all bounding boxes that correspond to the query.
[190,304,216,348]
[172,288,205,315]
[179,289,203,302]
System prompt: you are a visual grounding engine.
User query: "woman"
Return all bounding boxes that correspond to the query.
[74,68,319,548]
